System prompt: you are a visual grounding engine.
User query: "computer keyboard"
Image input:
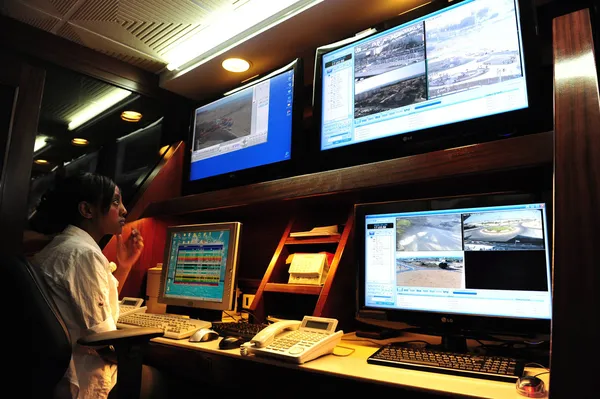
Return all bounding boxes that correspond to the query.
[119,304,147,317]
[210,321,270,340]
[117,312,211,339]
[367,345,525,382]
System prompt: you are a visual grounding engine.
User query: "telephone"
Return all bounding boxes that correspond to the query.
[241,316,343,364]
[119,297,147,317]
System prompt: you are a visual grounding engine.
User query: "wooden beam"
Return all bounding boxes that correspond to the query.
[143,131,554,217]
[551,8,600,398]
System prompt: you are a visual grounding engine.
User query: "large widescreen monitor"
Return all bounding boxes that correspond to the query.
[313,0,547,170]
[355,192,552,351]
[158,222,242,316]
[185,59,303,192]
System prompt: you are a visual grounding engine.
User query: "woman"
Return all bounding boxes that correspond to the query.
[32,172,144,399]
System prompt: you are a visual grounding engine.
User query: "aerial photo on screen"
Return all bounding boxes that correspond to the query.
[425,0,523,99]
[396,214,463,252]
[462,209,545,251]
[354,22,426,118]
[193,88,253,151]
[397,251,464,288]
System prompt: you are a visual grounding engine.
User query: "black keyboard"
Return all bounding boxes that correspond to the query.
[211,321,269,340]
[368,345,525,382]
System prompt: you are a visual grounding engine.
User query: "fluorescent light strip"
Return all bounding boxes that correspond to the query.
[164,0,322,75]
[223,59,297,96]
[68,87,132,131]
[34,135,48,152]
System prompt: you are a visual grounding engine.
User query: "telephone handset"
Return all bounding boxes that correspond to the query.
[250,319,301,348]
[242,316,343,364]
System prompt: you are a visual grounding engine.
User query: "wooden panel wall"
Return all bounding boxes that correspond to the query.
[551,8,600,398]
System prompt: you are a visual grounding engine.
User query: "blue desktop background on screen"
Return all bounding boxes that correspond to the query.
[189,70,294,181]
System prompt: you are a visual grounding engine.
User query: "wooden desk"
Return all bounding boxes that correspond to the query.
[144,333,550,398]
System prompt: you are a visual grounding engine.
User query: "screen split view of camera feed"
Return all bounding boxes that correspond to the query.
[189,67,295,181]
[364,203,552,320]
[321,0,527,150]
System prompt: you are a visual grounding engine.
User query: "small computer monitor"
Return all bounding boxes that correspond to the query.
[355,192,552,351]
[158,222,242,317]
[184,58,303,192]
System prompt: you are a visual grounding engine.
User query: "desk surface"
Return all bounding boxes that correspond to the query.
[150,332,550,398]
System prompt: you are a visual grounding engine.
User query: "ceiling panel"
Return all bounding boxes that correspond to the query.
[1,0,236,73]
[1,0,432,96]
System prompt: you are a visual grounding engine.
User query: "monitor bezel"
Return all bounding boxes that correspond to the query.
[354,191,553,340]
[158,222,242,311]
[311,0,550,173]
[182,58,304,195]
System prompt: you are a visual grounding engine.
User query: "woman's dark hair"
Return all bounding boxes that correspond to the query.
[29,172,117,235]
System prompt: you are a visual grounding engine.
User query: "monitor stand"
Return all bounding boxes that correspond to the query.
[167,305,223,324]
[430,333,468,353]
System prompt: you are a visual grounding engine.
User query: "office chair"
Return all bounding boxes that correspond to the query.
[5,254,163,399]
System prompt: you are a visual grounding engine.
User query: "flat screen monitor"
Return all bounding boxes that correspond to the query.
[355,192,552,351]
[158,222,242,314]
[185,58,303,192]
[313,0,546,169]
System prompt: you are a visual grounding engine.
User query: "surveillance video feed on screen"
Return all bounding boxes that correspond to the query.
[193,90,254,153]
[189,68,294,181]
[321,0,528,150]
[363,203,552,319]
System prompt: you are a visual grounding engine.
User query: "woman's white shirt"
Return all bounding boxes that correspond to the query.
[34,225,120,399]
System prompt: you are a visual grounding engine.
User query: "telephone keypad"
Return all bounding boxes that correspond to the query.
[266,330,327,353]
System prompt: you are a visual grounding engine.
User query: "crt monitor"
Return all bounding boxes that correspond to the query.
[355,193,552,352]
[158,222,242,319]
[185,58,303,192]
[313,0,546,169]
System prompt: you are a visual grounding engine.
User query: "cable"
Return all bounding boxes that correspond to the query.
[222,310,239,321]
[333,345,356,357]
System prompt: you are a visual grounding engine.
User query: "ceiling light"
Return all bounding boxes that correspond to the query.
[224,59,295,96]
[34,135,48,152]
[34,159,49,165]
[159,145,170,156]
[222,58,251,73]
[121,111,143,122]
[68,87,132,130]
[71,138,89,146]
[163,0,323,74]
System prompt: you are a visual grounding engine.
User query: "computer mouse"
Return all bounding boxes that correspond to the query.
[218,335,246,350]
[189,328,219,343]
[516,376,546,398]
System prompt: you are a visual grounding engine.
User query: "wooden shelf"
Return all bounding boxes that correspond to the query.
[141,131,553,217]
[264,283,322,295]
[285,236,341,245]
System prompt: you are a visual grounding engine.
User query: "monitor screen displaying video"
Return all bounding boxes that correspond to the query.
[189,64,297,181]
[320,0,528,150]
[361,202,552,320]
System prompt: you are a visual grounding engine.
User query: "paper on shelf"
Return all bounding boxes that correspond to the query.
[289,225,339,237]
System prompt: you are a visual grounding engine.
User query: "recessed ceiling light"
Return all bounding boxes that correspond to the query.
[121,111,143,122]
[34,159,49,165]
[71,138,89,146]
[159,145,170,156]
[222,58,251,73]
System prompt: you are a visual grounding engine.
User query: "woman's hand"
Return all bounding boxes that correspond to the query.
[116,228,144,271]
